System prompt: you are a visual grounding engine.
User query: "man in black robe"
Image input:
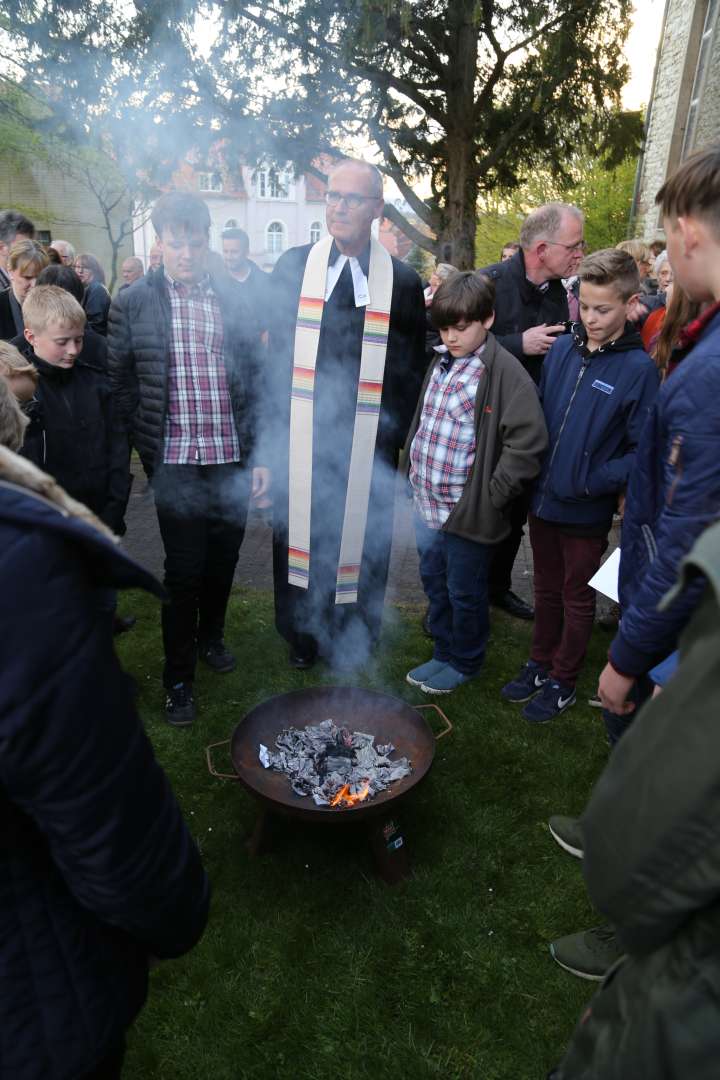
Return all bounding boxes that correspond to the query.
[267,159,426,669]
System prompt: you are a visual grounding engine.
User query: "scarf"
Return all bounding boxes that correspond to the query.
[288,235,393,604]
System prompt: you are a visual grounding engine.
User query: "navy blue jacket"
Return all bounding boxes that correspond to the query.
[0,469,210,1079]
[531,327,659,527]
[611,309,720,676]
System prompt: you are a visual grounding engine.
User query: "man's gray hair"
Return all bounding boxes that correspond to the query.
[0,210,35,245]
[520,203,583,250]
[328,158,384,199]
[123,256,144,271]
[50,239,76,261]
[654,250,669,275]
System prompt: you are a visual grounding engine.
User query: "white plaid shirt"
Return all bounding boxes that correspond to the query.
[163,273,240,465]
[409,345,486,528]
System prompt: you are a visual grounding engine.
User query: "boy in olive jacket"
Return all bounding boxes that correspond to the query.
[406,271,547,694]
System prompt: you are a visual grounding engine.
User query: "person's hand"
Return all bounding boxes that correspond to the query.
[522,324,566,356]
[251,466,271,507]
[627,297,649,324]
[598,662,636,715]
[617,492,626,519]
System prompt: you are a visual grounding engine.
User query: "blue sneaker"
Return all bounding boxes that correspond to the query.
[522,679,576,724]
[406,657,448,687]
[420,664,479,695]
[501,660,549,703]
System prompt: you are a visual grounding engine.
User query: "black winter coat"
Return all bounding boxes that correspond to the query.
[83,279,111,336]
[13,340,129,532]
[0,452,210,1080]
[107,268,260,477]
[0,286,23,341]
[478,249,570,384]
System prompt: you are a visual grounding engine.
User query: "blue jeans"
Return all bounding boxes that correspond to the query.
[414,517,492,675]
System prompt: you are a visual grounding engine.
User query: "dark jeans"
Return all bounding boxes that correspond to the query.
[529,515,607,687]
[154,463,249,688]
[414,516,492,675]
[488,487,531,598]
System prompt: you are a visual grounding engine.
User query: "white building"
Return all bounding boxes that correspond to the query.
[133,162,329,270]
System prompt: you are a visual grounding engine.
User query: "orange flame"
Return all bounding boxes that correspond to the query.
[330,782,370,808]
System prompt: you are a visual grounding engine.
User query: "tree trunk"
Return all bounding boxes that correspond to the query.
[439,0,480,270]
[439,135,479,270]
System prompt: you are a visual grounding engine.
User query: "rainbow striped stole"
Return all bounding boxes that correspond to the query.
[287,235,394,605]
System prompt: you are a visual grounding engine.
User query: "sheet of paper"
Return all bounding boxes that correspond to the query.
[588,547,620,603]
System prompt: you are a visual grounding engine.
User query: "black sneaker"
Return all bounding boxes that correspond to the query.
[200,639,236,674]
[522,679,576,723]
[501,660,549,703]
[165,683,196,726]
[548,815,584,858]
[550,925,624,981]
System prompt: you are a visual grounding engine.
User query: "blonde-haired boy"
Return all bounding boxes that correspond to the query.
[0,340,38,405]
[16,285,128,532]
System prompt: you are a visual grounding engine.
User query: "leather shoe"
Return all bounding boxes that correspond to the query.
[491,590,534,620]
[289,648,316,670]
[200,639,236,673]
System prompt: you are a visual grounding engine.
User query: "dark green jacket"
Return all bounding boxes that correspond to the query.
[405,332,548,545]
[556,517,720,1079]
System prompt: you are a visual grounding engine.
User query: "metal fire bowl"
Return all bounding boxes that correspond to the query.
[207,686,451,824]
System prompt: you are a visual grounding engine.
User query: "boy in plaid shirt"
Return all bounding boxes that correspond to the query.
[406,272,547,694]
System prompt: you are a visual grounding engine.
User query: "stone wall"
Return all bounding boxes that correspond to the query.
[633,0,720,240]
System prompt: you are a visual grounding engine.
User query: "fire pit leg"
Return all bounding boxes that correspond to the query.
[246,809,277,857]
[368,817,410,885]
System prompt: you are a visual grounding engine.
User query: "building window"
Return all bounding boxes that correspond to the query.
[257,168,292,199]
[224,218,238,229]
[266,220,286,254]
[197,171,223,193]
[310,221,322,244]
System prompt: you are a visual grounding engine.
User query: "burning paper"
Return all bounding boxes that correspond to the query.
[258,719,412,807]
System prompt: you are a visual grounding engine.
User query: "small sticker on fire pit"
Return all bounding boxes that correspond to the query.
[258,719,412,807]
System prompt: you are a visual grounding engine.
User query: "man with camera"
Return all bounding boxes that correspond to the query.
[478,202,585,619]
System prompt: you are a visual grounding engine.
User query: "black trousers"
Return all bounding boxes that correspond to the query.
[488,487,531,599]
[79,1038,126,1079]
[154,463,249,688]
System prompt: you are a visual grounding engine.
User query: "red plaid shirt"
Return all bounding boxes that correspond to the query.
[409,345,486,528]
[163,274,240,465]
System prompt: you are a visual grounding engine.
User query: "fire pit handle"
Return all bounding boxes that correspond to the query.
[205,739,239,781]
[414,703,453,740]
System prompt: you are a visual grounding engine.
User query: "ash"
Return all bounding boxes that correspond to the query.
[259,719,412,806]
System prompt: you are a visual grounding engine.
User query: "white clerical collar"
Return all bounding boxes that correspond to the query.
[325,253,371,307]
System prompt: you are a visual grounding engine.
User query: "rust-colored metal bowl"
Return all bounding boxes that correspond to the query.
[207,685,451,823]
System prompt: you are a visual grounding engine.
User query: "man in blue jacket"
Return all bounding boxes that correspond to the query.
[502,248,659,723]
[0,435,210,1079]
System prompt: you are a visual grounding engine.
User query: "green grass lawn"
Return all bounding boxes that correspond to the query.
[116,588,611,1080]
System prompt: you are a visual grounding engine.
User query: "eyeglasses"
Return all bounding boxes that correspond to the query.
[544,239,587,253]
[325,191,381,210]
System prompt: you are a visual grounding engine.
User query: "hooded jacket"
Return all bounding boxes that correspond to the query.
[107,267,260,478]
[0,448,210,1080]
[405,332,548,545]
[554,519,720,1080]
[610,308,720,676]
[531,325,659,528]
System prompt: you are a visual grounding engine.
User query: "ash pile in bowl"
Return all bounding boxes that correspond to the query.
[259,719,412,807]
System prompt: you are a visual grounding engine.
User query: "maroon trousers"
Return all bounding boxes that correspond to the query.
[529,515,608,687]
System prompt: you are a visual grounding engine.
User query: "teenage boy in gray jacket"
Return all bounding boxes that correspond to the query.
[405,271,548,694]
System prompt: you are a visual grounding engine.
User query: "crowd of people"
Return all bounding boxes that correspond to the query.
[1,144,720,1078]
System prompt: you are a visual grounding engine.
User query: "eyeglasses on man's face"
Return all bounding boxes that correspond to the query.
[325,191,381,210]
[544,239,587,253]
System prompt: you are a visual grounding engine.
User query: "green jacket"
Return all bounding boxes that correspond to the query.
[405,332,548,545]
[555,517,720,1079]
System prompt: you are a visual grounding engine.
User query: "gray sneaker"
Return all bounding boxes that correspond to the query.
[548,815,584,859]
[550,925,624,981]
